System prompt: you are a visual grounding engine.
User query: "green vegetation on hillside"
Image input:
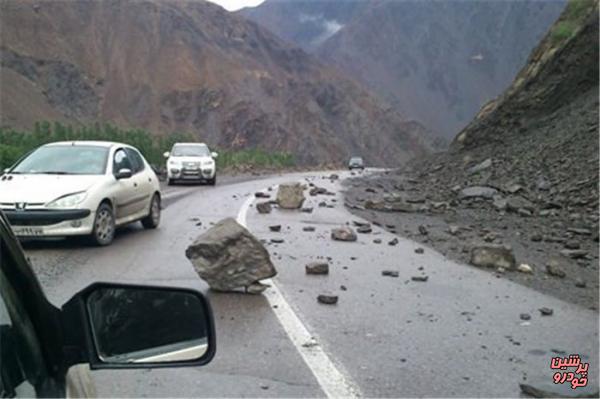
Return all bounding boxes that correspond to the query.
[550,0,594,44]
[0,122,294,170]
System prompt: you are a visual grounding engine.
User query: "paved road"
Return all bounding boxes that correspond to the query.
[22,171,599,397]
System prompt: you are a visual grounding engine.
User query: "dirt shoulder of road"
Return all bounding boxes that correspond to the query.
[342,170,599,311]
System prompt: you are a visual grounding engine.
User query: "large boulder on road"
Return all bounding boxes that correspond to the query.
[185,218,277,293]
[276,183,305,209]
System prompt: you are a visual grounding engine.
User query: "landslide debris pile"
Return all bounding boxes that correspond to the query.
[409,0,599,228]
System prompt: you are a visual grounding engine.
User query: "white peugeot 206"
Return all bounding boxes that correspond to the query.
[0,141,161,246]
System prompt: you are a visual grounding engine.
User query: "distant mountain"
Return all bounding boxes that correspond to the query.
[0,0,432,165]
[240,0,566,138]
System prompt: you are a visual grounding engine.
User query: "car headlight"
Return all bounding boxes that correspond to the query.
[202,160,215,167]
[168,159,181,166]
[47,192,87,209]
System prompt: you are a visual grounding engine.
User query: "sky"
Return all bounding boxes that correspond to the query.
[207,0,265,11]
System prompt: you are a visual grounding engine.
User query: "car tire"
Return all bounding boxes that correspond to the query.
[167,178,175,186]
[208,175,217,186]
[141,194,161,229]
[90,203,115,246]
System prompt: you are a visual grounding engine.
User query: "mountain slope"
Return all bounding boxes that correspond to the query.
[241,0,566,138]
[0,0,431,165]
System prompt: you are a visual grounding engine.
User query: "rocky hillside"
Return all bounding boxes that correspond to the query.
[0,0,432,166]
[241,0,566,139]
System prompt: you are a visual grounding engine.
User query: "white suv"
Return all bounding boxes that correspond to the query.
[164,143,218,186]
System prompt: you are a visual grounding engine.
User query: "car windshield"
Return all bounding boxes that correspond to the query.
[172,145,210,157]
[11,145,109,175]
[350,157,362,163]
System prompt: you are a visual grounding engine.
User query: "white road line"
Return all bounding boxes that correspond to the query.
[237,186,361,399]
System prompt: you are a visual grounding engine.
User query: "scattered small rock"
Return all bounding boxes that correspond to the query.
[418,225,429,235]
[302,226,316,232]
[382,270,399,277]
[255,192,270,198]
[388,238,399,246]
[519,313,531,321]
[517,264,533,274]
[545,261,566,278]
[538,307,553,316]
[331,227,358,242]
[306,262,329,275]
[270,238,284,244]
[357,225,373,234]
[301,207,314,213]
[373,239,382,244]
[269,225,282,232]
[411,275,429,282]
[317,294,338,305]
[414,247,425,254]
[256,202,272,214]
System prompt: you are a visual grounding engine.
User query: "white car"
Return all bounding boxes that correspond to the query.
[164,143,218,186]
[0,141,161,246]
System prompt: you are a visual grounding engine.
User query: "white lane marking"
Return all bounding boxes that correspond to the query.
[237,186,361,399]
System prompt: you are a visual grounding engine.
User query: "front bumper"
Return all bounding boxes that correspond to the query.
[4,209,95,237]
[168,166,215,180]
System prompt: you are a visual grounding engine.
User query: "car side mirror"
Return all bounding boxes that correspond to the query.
[115,168,132,180]
[61,283,215,370]
[163,152,170,158]
[3,168,9,174]
[211,152,218,159]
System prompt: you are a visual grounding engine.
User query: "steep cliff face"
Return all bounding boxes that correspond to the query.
[241,0,566,138]
[0,0,432,165]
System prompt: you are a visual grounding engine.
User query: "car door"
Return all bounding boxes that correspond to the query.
[111,148,140,221]
[124,148,154,216]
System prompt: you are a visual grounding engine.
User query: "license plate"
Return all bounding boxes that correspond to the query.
[12,226,44,236]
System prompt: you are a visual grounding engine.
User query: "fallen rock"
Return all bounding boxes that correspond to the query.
[517,264,533,274]
[269,225,282,232]
[470,245,516,270]
[415,247,424,254]
[306,262,329,275]
[373,239,382,244]
[276,183,305,209]
[411,275,429,282]
[331,227,357,242]
[459,186,498,200]
[301,207,314,213]
[468,158,492,175]
[418,225,429,235]
[255,192,270,198]
[539,307,553,316]
[357,225,372,234]
[560,249,588,259]
[317,294,338,305]
[185,218,276,293]
[388,238,399,246]
[309,187,328,196]
[256,202,272,214]
[545,261,566,278]
[270,238,285,244]
[519,313,531,321]
[302,226,316,232]
[329,174,339,180]
[382,270,399,278]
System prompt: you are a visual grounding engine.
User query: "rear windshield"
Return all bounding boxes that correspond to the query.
[11,145,109,175]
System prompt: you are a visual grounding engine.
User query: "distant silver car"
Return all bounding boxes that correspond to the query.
[348,156,365,170]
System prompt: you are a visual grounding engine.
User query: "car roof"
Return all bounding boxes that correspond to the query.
[44,141,126,148]
[173,142,207,146]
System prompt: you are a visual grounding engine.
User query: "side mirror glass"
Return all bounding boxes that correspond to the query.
[163,152,170,158]
[211,152,218,159]
[85,285,213,365]
[115,168,132,180]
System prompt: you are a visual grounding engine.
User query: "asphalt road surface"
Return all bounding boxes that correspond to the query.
[22,170,599,397]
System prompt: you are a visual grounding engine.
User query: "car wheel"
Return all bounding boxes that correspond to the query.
[167,178,175,186]
[90,203,115,246]
[208,175,217,186]
[141,194,161,229]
